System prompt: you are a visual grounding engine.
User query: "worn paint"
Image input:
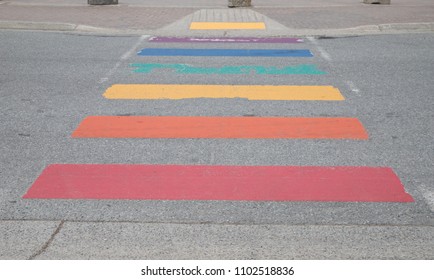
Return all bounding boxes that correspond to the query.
[103,84,343,101]
[190,22,266,30]
[130,63,325,75]
[148,37,303,43]
[72,116,368,139]
[23,164,413,202]
[137,48,313,57]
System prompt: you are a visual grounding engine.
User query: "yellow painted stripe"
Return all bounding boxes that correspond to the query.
[190,22,266,30]
[103,85,345,101]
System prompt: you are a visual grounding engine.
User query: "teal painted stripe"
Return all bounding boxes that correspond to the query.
[130,64,326,75]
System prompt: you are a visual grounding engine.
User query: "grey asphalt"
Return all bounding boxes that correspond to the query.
[0,29,433,259]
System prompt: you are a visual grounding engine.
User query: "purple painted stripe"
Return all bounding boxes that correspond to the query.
[148,37,303,43]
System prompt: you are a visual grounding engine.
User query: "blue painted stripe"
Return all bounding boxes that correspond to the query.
[137,48,313,57]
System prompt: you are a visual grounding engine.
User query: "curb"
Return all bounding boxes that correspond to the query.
[0,21,140,35]
[1,20,434,37]
[0,21,77,32]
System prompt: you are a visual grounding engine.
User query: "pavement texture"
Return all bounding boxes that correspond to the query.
[33,222,434,259]
[0,0,434,36]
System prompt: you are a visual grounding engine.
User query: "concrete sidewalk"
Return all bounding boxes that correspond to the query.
[1,0,434,36]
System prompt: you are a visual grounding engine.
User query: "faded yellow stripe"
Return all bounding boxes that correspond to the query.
[103,85,345,101]
[190,22,266,30]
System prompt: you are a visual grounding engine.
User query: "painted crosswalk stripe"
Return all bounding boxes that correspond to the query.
[130,64,325,75]
[190,22,266,30]
[148,37,303,43]
[72,116,368,139]
[23,164,413,202]
[103,85,343,101]
[137,48,313,57]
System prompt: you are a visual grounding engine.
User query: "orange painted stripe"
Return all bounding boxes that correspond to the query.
[72,116,368,139]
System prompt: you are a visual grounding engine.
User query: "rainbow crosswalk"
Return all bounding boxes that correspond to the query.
[23,23,414,203]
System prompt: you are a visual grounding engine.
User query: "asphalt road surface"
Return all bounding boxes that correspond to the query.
[0,30,433,259]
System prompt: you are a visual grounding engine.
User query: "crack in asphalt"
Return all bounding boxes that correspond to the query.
[28,220,64,260]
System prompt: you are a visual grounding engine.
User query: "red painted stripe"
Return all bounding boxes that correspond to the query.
[23,165,413,202]
[72,116,369,139]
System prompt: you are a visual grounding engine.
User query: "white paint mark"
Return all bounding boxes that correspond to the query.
[419,184,434,212]
[306,37,316,44]
[121,35,149,60]
[317,46,332,61]
[345,81,361,93]
[99,35,149,84]
[307,36,332,62]
[99,61,122,84]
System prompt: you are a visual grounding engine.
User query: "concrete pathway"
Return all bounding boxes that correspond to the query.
[1,0,434,35]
